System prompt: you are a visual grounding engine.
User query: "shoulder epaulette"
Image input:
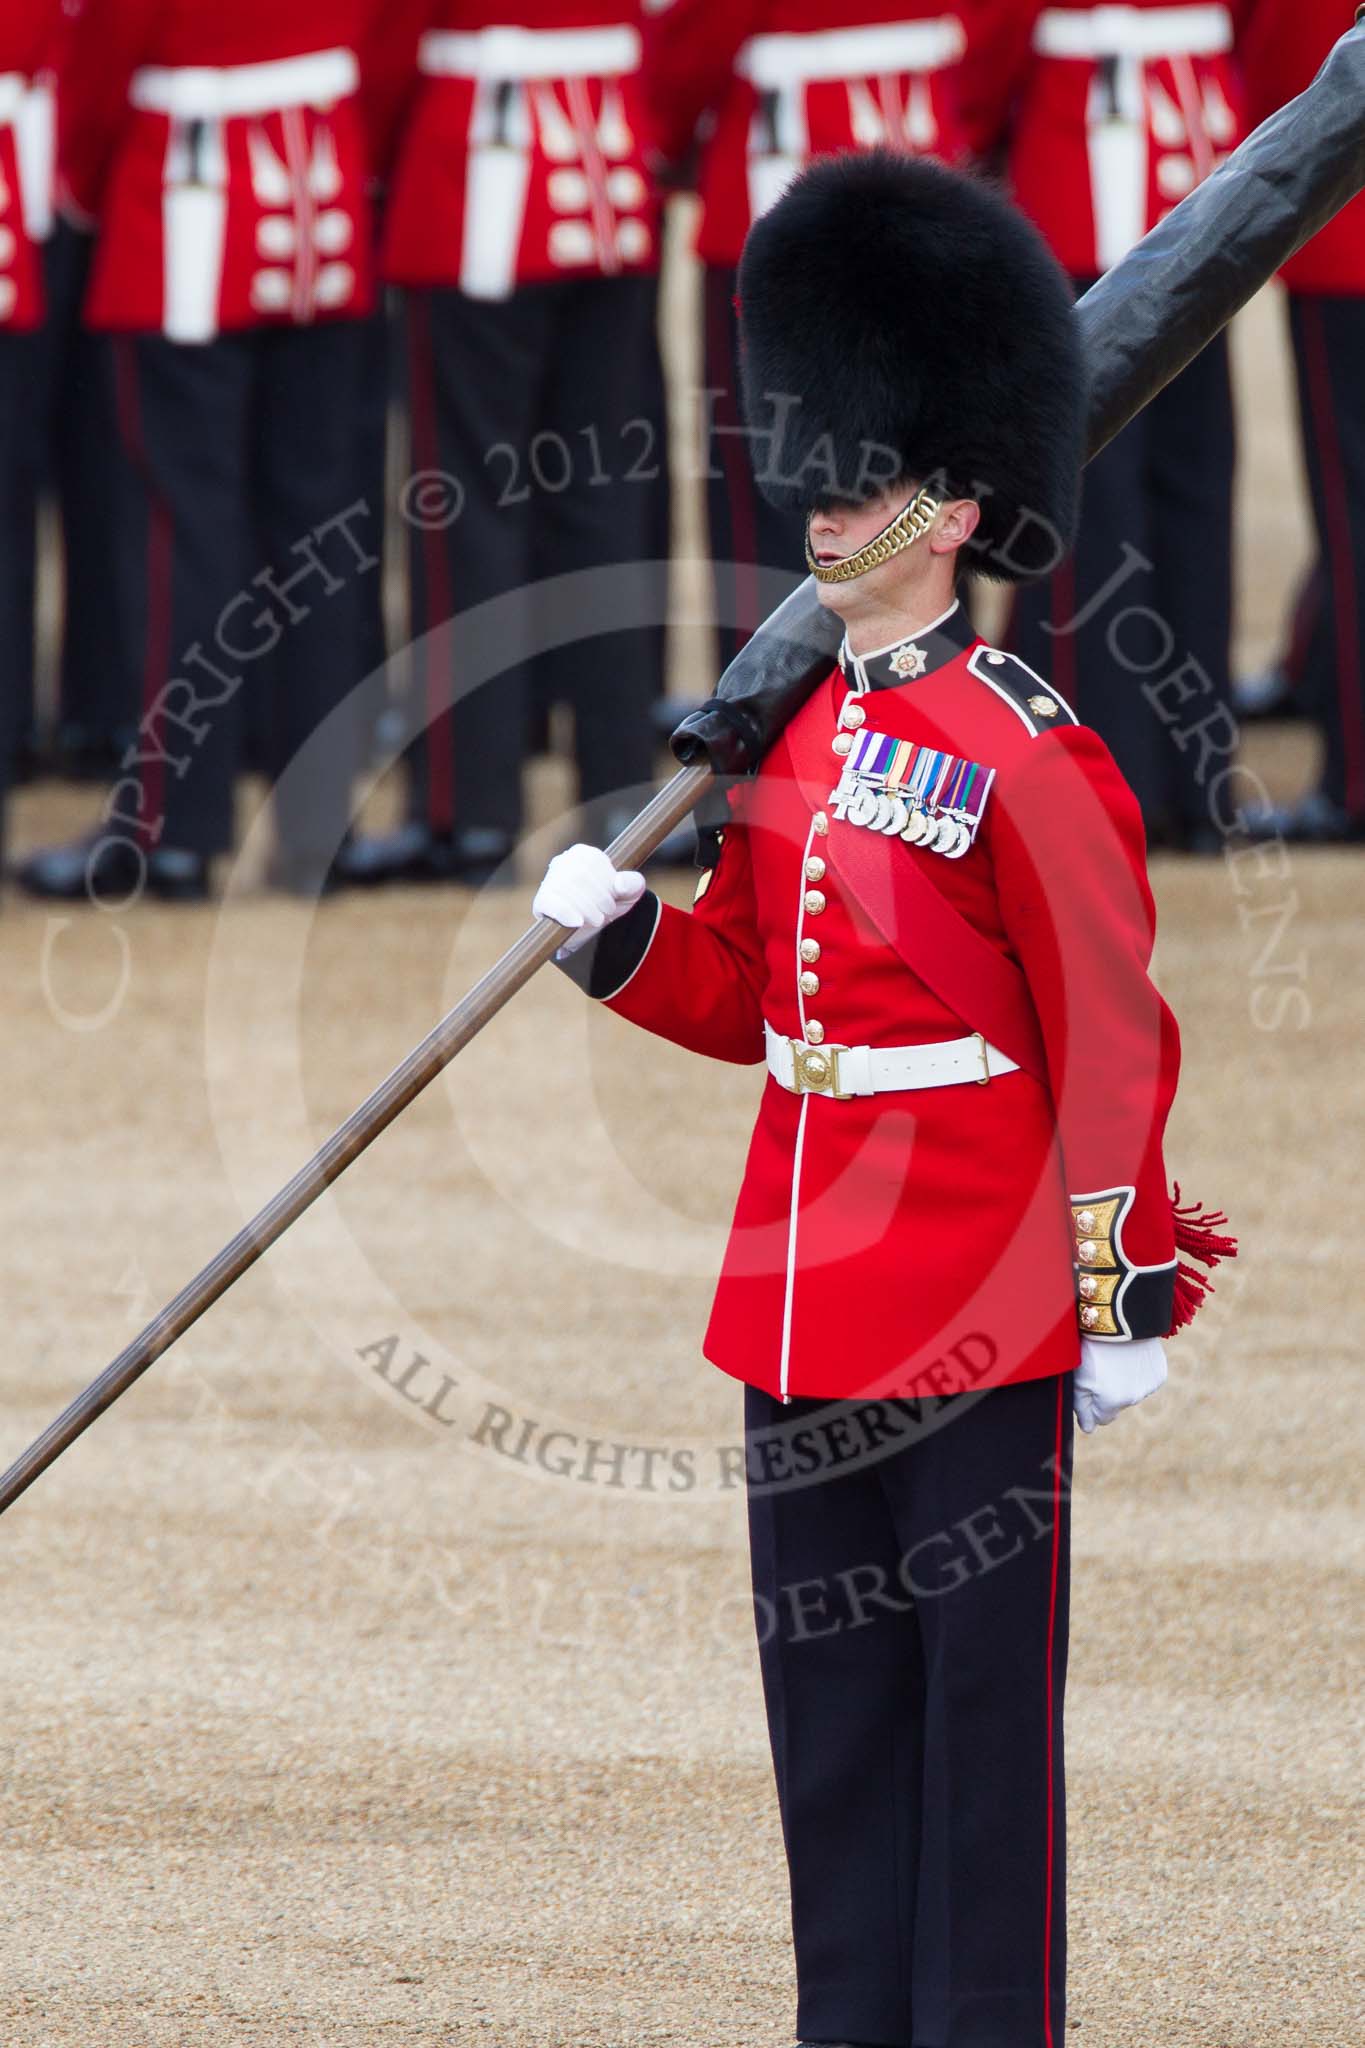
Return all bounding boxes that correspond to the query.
[967,645,1079,737]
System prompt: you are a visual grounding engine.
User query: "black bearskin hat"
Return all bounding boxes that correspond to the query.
[736,150,1087,581]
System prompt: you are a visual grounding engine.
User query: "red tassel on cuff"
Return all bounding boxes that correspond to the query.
[1168,1182,1239,1334]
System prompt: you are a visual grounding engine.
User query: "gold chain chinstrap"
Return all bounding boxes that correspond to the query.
[805,486,943,584]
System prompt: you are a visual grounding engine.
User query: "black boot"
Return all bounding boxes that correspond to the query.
[332,821,517,888]
[1239,789,1365,844]
[15,832,210,903]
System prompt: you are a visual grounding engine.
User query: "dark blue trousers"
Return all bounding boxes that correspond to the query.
[0,322,39,798]
[402,276,666,840]
[1288,292,1365,821]
[112,321,369,858]
[745,1375,1073,2048]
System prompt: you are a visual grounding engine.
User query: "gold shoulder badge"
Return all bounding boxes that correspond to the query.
[1027,694,1059,718]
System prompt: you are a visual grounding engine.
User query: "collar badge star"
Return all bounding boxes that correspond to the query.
[1027,694,1059,717]
[889,642,928,679]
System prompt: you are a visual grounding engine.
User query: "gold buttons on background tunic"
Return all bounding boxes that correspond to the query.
[1077,1239,1099,1265]
[800,938,820,963]
[813,811,829,836]
[831,733,854,757]
[804,855,826,882]
[805,1020,825,1045]
[1076,1208,1098,1234]
[799,971,820,996]
[839,701,866,729]
[804,890,826,915]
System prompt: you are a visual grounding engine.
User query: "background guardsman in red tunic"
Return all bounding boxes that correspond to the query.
[0,0,56,336]
[18,0,397,903]
[961,0,1257,852]
[0,0,63,823]
[1239,0,1365,844]
[338,1,670,890]
[641,0,974,666]
[532,152,1233,2048]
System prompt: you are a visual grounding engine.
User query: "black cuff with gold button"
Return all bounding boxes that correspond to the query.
[1071,1190,1175,1341]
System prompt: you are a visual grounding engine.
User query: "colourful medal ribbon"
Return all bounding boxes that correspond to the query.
[907,747,935,808]
[884,738,916,793]
[927,752,954,812]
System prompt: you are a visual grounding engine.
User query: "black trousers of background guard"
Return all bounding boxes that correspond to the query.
[1287,292,1365,821]
[44,221,129,757]
[703,263,808,671]
[0,324,39,804]
[1011,310,1234,838]
[403,277,666,841]
[112,321,370,859]
[746,1374,1072,2048]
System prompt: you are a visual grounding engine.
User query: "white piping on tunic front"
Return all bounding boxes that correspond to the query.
[778,1095,811,1404]
[779,811,821,1401]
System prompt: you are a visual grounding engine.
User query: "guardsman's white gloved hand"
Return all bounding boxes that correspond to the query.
[533,845,647,956]
[1073,1336,1168,1435]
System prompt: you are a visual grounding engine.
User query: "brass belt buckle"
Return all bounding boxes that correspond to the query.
[790,1040,852,1099]
[974,1032,991,1085]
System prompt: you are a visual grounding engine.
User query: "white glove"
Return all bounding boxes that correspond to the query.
[533,844,647,957]
[1073,1336,1167,1435]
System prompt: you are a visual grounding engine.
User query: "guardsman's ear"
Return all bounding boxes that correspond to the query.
[929,497,982,558]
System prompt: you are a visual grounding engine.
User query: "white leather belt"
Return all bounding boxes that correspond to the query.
[129,48,359,120]
[420,25,641,82]
[765,1021,1019,1099]
[738,19,966,90]
[1033,5,1232,59]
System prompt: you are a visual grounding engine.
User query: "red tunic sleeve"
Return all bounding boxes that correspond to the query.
[954,0,1045,157]
[639,0,767,173]
[992,722,1182,1340]
[557,822,768,1066]
[357,0,435,186]
[56,0,162,223]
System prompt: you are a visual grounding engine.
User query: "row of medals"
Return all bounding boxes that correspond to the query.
[831,770,976,858]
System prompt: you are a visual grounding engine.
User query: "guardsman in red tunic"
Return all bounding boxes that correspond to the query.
[0,0,62,808]
[337,1,670,889]
[0,1,54,337]
[1239,0,1365,843]
[532,154,1234,2045]
[643,0,974,667]
[961,0,1255,851]
[18,0,395,902]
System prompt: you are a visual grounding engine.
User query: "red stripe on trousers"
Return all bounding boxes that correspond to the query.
[406,295,456,833]
[705,271,759,646]
[1300,299,1365,815]
[113,338,172,851]
[1042,1373,1065,2048]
